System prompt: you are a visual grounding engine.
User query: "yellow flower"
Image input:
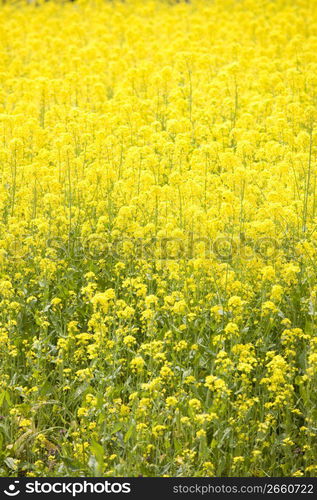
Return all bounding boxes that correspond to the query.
[261,301,278,315]
[19,418,32,428]
[152,425,167,438]
[91,289,116,313]
[188,398,202,411]
[123,335,137,346]
[224,322,239,337]
[130,356,145,374]
[205,375,231,396]
[196,429,206,439]
[165,396,178,407]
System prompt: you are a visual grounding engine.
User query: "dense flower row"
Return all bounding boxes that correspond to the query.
[0,0,316,477]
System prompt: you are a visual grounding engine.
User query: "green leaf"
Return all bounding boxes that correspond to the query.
[124,423,135,443]
[0,391,10,407]
[90,440,104,467]
[111,422,123,434]
[4,457,17,470]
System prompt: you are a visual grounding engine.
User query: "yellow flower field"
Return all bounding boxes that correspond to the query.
[0,0,317,477]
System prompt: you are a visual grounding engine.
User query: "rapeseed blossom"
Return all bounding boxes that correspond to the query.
[0,0,316,478]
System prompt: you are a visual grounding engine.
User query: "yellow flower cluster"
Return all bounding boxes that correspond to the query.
[0,0,317,478]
